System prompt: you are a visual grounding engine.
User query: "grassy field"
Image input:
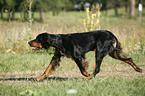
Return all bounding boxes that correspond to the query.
[0,9,145,96]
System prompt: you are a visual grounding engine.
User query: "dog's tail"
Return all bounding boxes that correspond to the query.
[107,30,130,61]
[115,41,131,61]
[115,42,142,72]
[108,31,142,72]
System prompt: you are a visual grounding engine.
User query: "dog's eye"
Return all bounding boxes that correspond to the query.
[35,39,39,43]
[37,39,42,43]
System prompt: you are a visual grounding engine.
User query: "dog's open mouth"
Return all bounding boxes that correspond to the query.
[33,47,41,50]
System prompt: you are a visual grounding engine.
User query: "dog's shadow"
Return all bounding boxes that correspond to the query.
[0,77,78,81]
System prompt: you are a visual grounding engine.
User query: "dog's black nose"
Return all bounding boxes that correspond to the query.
[28,41,31,45]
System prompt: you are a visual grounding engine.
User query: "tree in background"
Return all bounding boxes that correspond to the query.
[114,0,119,16]
[0,0,5,19]
[0,0,144,21]
[32,0,50,22]
[49,0,71,16]
[130,0,135,18]
[26,0,33,27]
[31,0,71,21]
[3,0,16,21]
[124,0,129,12]
[101,0,107,15]
[0,0,24,20]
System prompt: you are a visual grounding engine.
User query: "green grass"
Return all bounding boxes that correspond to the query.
[0,9,145,96]
[0,10,145,52]
[0,77,145,96]
[0,52,144,96]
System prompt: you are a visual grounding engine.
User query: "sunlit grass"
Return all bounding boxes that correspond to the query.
[0,10,145,52]
[0,52,145,95]
[0,9,145,96]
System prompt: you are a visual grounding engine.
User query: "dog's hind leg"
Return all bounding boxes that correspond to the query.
[109,50,142,72]
[35,50,62,81]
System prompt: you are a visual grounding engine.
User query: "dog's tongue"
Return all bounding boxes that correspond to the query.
[33,47,40,50]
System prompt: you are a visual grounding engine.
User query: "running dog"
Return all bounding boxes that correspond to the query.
[28,30,142,81]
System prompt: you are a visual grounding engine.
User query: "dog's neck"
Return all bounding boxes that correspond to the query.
[49,34,65,53]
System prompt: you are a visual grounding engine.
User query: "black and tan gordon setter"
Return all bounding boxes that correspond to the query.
[28,30,142,81]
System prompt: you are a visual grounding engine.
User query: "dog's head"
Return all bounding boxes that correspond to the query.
[28,33,52,50]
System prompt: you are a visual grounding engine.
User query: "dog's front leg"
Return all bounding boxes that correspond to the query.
[35,51,61,81]
[74,57,90,78]
[35,63,53,81]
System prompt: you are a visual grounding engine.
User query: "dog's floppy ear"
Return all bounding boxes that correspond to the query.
[38,33,65,52]
[51,36,65,53]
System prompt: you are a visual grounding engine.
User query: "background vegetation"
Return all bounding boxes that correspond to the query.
[0,0,144,21]
[0,0,145,96]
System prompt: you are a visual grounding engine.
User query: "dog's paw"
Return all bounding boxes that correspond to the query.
[136,68,142,73]
[34,78,41,81]
[84,75,94,80]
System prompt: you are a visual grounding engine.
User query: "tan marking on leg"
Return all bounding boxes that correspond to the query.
[35,64,53,81]
[110,50,127,60]
[85,74,93,80]
[125,60,141,72]
[82,72,90,77]
[84,63,97,80]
